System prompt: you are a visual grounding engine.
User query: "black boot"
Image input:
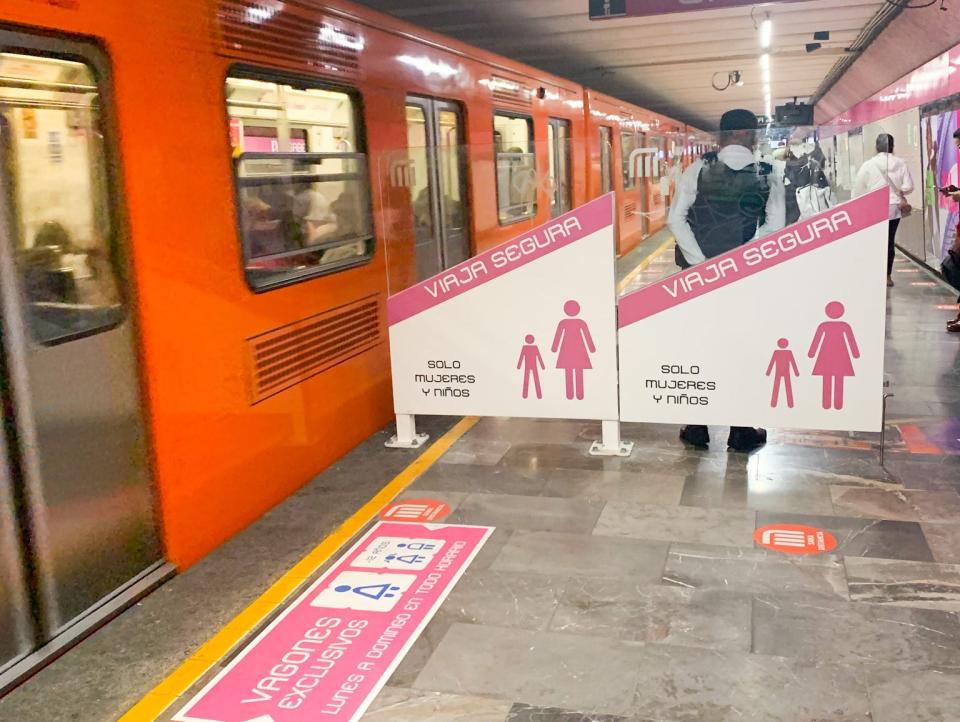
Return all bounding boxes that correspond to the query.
[727,426,767,452]
[680,425,710,448]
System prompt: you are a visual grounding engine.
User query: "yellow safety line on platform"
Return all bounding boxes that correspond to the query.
[119,416,478,722]
[617,235,675,293]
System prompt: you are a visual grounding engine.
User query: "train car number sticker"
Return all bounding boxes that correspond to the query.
[379,498,451,523]
[754,523,837,555]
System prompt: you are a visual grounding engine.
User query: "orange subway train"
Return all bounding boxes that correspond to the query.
[0,0,705,676]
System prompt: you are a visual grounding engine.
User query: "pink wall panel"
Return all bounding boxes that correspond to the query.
[816,8,960,127]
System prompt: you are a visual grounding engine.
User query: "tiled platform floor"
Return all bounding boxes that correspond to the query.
[2,250,960,721]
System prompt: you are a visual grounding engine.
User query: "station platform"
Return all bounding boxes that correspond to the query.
[1,248,959,722]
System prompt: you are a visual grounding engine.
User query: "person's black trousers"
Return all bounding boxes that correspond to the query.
[888,217,901,276]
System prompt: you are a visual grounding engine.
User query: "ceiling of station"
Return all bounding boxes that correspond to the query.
[351,0,897,129]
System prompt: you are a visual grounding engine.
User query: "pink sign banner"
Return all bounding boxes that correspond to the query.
[173,522,493,722]
[388,193,613,326]
[617,188,888,329]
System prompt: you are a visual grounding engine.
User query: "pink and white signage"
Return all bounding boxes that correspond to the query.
[388,193,619,421]
[172,522,492,722]
[618,188,889,432]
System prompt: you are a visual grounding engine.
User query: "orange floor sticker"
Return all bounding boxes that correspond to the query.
[379,498,451,522]
[753,524,837,555]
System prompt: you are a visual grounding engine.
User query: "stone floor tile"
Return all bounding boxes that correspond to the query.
[437,436,511,466]
[467,528,515,571]
[680,469,836,515]
[505,703,630,721]
[493,531,669,581]
[663,543,848,598]
[448,493,604,534]
[501,443,644,474]
[413,624,648,716]
[845,556,960,611]
[392,488,467,516]
[540,469,685,506]
[885,456,960,491]
[413,462,548,496]
[831,486,960,522]
[441,569,561,630]
[386,615,454,688]
[550,578,751,651]
[625,644,871,722]
[362,687,513,721]
[467,418,591,444]
[755,511,935,562]
[594,501,756,547]
[752,592,960,670]
[866,667,960,722]
[922,523,960,564]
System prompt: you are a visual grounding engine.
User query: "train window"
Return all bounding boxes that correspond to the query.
[494,111,536,224]
[225,73,373,291]
[621,129,638,189]
[547,118,572,217]
[0,52,123,345]
[599,126,613,194]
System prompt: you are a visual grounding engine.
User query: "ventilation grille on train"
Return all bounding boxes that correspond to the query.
[247,295,381,404]
[485,75,533,109]
[218,1,362,79]
[624,202,637,218]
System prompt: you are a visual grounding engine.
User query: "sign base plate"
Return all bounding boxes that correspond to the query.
[589,439,635,457]
[385,433,429,449]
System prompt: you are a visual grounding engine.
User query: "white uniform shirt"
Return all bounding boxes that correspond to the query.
[668,144,786,266]
[852,152,915,220]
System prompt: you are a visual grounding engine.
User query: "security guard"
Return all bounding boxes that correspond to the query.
[667,108,786,452]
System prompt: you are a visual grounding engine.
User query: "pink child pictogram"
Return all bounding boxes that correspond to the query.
[551,300,596,401]
[517,334,545,399]
[808,301,860,410]
[766,338,799,408]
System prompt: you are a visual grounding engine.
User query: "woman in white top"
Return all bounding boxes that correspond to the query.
[853,133,915,287]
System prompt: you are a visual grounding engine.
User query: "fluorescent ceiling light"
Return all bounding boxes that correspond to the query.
[760,19,773,49]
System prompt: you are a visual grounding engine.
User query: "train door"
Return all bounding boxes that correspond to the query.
[0,33,163,680]
[405,96,470,280]
[599,125,613,194]
[547,117,571,216]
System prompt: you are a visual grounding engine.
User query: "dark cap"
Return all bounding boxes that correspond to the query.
[719,108,760,131]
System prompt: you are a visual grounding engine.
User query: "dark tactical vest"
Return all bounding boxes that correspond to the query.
[677,152,773,267]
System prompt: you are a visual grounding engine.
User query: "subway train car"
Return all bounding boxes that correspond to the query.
[0,0,699,679]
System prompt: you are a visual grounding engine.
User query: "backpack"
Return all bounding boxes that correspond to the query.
[679,152,772,264]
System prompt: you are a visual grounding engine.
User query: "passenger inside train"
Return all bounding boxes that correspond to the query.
[1,1,960,721]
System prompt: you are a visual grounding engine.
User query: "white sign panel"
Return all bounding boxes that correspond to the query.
[388,194,619,420]
[618,188,888,432]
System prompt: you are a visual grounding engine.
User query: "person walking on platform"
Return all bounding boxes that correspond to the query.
[668,108,786,452]
[853,133,914,288]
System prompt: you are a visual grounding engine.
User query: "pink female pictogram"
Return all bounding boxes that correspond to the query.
[551,300,596,401]
[808,301,860,410]
[766,338,799,408]
[517,334,545,399]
